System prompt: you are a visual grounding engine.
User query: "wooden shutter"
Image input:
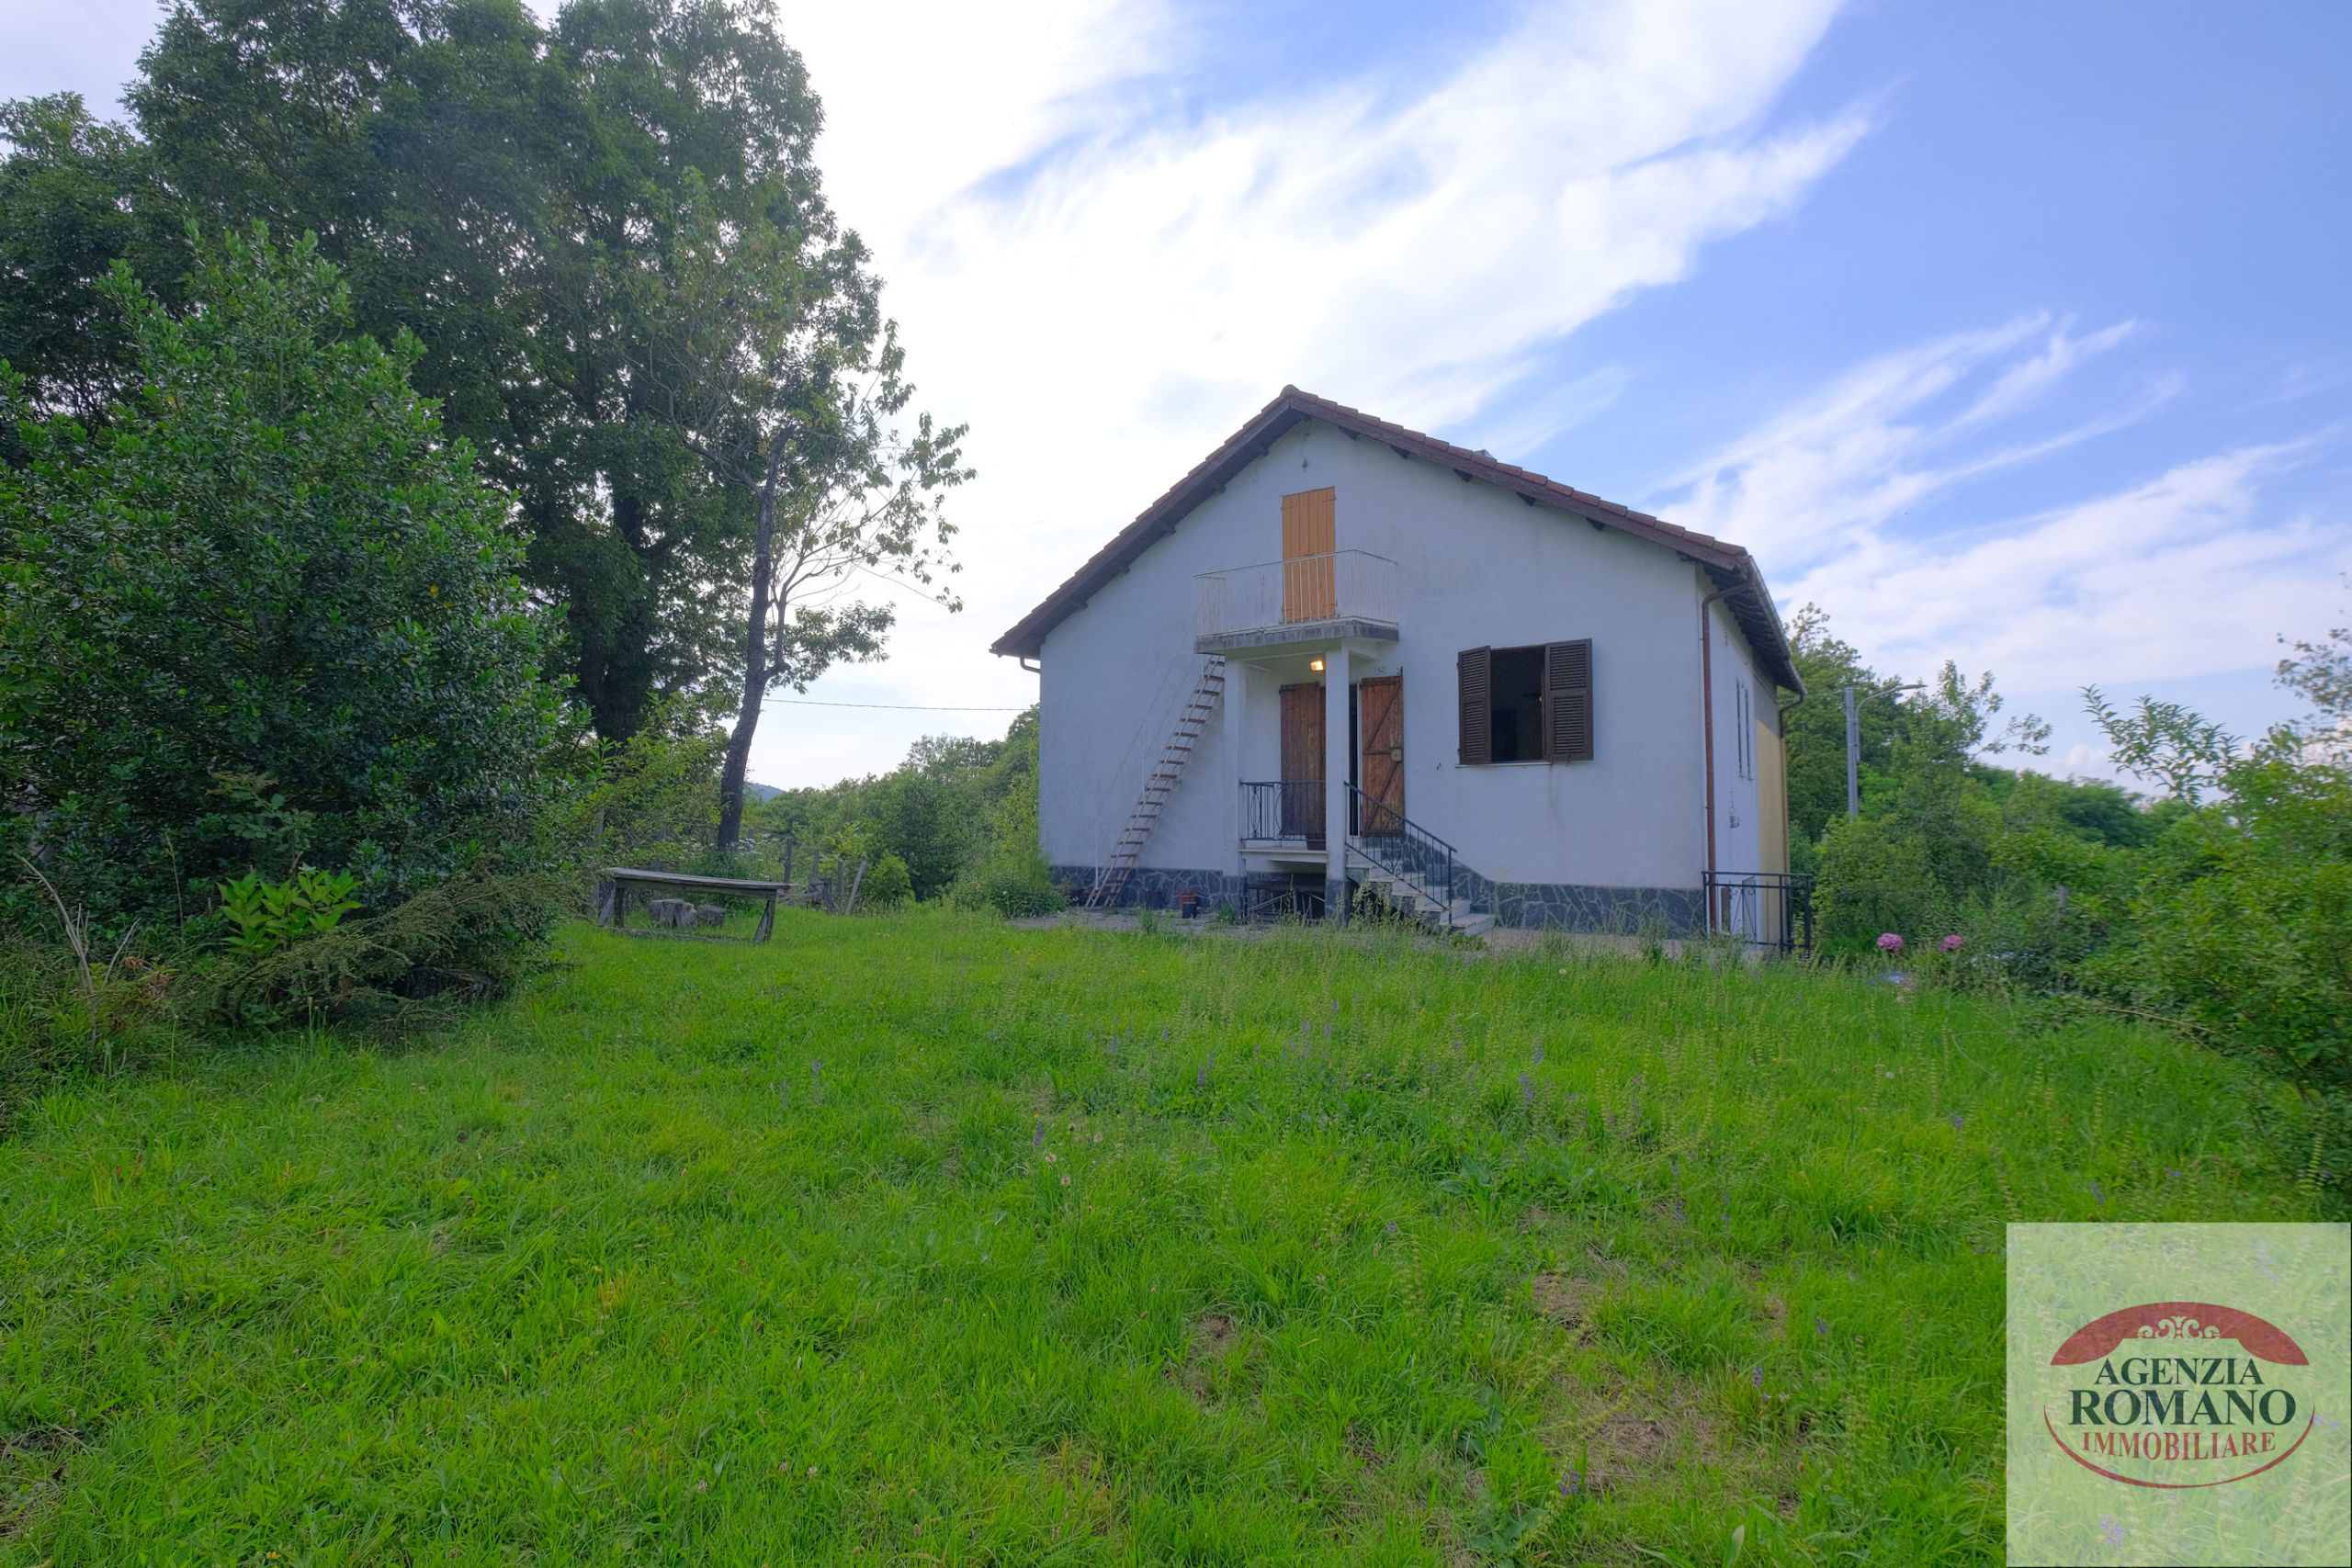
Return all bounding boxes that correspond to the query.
[1278,682,1326,842]
[1358,674,1404,831]
[1457,647,1492,766]
[1543,638,1593,762]
[1281,488,1336,622]
[1279,682,1326,783]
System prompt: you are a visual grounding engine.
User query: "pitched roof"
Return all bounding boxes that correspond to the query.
[990,386,1804,694]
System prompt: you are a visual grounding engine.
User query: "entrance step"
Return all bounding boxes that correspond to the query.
[1345,847,1487,938]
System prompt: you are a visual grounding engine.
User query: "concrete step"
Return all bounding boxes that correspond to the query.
[1344,849,1488,937]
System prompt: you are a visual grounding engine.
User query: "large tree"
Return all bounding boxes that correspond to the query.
[0,95,188,423]
[2,0,947,741]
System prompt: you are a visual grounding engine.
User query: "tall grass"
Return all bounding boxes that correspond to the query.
[0,913,2326,1563]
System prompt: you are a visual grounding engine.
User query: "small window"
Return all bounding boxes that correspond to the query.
[1457,639,1592,764]
[1488,647,1544,761]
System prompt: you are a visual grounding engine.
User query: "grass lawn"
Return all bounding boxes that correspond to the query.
[0,912,2329,1564]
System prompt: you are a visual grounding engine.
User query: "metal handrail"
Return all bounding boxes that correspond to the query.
[1702,870,1814,955]
[1346,784,1459,855]
[1346,783,1458,924]
[1239,780,1325,846]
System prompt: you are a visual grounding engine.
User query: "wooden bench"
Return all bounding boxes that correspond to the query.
[597,868,789,942]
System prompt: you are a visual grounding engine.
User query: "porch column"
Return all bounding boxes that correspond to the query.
[1225,659,1250,897]
[1324,640,1351,923]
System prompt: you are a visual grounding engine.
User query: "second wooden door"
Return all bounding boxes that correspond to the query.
[1358,674,1403,834]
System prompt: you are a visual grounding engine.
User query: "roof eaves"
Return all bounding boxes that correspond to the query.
[991,387,1800,691]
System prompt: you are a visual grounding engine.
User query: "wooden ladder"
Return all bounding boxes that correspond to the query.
[1084,656,1227,909]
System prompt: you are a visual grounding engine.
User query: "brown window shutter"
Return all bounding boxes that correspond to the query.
[1457,647,1492,765]
[1543,638,1593,762]
[1281,488,1337,621]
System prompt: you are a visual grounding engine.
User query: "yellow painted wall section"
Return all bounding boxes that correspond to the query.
[1757,710,1789,877]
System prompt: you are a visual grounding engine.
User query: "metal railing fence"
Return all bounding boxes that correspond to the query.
[1196,550,1399,641]
[1702,870,1814,955]
[1239,780,1326,846]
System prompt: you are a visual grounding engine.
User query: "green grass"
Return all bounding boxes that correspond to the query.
[0,912,2330,1564]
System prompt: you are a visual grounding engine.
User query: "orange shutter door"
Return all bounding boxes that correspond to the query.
[1281,488,1336,622]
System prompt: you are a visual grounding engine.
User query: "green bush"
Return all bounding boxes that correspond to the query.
[209,868,570,1028]
[1813,816,1942,952]
[218,867,361,957]
[860,851,913,909]
[0,228,562,929]
[2082,761,2352,1100]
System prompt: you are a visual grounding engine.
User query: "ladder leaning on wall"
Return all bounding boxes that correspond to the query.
[1082,656,1227,910]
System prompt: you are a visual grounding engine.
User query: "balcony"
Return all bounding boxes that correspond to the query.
[1194,550,1399,653]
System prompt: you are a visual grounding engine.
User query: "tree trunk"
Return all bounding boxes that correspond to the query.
[717,434,787,851]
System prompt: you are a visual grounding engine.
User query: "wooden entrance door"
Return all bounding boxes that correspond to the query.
[1278,682,1325,844]
[1281,488,1336,622]
[1358,674,1403,836]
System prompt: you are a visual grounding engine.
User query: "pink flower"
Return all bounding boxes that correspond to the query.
[1940,934,1964,953]
[1876,933,1904,953]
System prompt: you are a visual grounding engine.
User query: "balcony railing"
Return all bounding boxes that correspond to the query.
[1196,550,1399,649]
[1239,780,1326,849]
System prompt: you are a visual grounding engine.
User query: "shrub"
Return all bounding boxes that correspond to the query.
[860,852,913,909]
[2083,761,2352,1100]
[209,868,570,1028]
[0,228,561,930]
[218,867,362,957]
[950,739,1062,918]
[1813,817,1939,951]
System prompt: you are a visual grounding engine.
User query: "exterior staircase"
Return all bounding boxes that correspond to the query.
[1346,847,1494,936]
[1083,656,1227,910]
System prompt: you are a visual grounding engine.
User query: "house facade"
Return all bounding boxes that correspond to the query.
[992,388,1804,938]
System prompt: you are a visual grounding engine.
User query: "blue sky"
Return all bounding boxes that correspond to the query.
[7,0,2349,786]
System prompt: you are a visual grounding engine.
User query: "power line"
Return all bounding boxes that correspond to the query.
[764,697,1026,712]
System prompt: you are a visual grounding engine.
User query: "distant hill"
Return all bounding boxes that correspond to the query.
[743,781,783,802]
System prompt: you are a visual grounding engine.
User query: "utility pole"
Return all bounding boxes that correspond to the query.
[1843,681,1925,818]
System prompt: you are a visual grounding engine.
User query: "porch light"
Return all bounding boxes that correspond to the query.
[1308,657,1325,671]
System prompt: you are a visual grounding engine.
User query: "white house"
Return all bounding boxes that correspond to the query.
[992,388,1804,940]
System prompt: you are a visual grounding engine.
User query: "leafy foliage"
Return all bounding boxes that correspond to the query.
[2077,760,2352,1100]
[3,0,959,743]
[2275,596,2351,761]
[2083,684,2245,806]
[1788,604,2352,1181]
[760,708,1050,909]
[209,867,571,1026]
[0,95,187,423]
[0,228,561,927]
[218,867,362,958]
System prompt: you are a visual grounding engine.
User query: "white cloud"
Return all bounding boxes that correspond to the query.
[753,0,1865,784]
[1662,318,2352,735]
[1793,440,2346,687]
[1666,314,2160,566]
